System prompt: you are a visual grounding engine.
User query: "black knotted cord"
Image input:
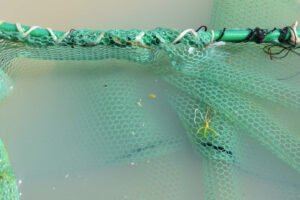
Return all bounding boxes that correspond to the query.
[195,24,300,59]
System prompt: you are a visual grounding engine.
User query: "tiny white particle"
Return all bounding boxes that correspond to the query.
[130,162,135,166]
[142,122,145,127]
[18,180,22,184]
[65,174,69,179]
[137,98,142,107]
[9,86,13,90]
[19,193,22,196]
[188,47,195,54]
[131,131,135,136]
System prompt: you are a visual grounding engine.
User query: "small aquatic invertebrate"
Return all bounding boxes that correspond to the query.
[195,107,218,138]
[149,94,156,99]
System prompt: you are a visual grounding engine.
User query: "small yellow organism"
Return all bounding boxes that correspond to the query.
[149,94,156,99]
[195,106,218,138]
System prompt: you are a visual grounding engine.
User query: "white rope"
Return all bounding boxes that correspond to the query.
[9,22,70,43]
[57,30,71,43]
[16,23,24,33]
[155,33,166,43]
[172,28,198,44]
[46,28,71,43]
[210,30,215,44]
[95,32,106,44]
[22,26,39,38]
[16,23,40,38]
[135,32,145,44]
[46,28,58,41]
[3,21,104,45]
[205,30,226,49]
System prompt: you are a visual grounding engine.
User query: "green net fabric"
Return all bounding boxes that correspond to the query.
[0,0,300,200]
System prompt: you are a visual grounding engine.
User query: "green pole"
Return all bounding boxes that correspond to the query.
[212,29,295,42]
[0,21,299,43]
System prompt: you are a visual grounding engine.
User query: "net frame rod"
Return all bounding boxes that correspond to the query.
[212,29,296,42]
[0,21,299,44]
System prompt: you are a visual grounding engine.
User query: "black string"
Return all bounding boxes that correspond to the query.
[68,28,76,48]
[217,27,274,44]
[194,24,300,59]
[240,28,255,42]
[263,44,300,59]
[278,27,290,43]
[263,26,300,59]
[253,28,267,43]
[216,28,226,41]
[237,27,276,44]
[196,25,208,32]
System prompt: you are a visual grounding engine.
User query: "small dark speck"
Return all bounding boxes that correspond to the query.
[104,85,108,87]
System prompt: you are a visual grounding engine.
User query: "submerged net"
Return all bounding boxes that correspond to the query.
[0,0,300,199]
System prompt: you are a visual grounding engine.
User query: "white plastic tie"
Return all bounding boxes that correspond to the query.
[172,28,198,44]
[155,33,166,43]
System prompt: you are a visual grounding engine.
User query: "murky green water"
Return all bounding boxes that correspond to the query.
[0,59,299,200]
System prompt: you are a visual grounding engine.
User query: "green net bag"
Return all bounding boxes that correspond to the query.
[0,0,300,199]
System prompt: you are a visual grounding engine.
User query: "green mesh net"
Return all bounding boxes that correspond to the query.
[0,0,300,200]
